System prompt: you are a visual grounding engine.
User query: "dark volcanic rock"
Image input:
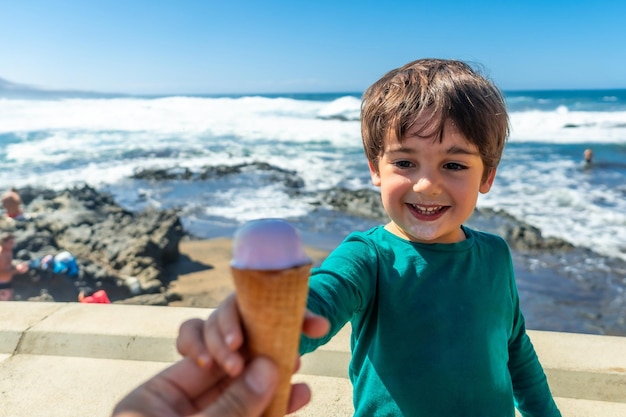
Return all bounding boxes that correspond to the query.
[4,185,184,304]
[467,207,574,251]
[319,188,389,223]
[114,291,182,306]
[131,162,305,189]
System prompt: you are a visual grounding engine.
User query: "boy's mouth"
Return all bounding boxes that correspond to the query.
[407,203,448,219]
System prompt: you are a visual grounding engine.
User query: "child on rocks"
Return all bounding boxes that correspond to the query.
[1,188,26,220]
[0,233,29,301]
[176,59,562,416]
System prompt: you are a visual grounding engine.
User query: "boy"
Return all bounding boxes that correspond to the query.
[177,59,562,416]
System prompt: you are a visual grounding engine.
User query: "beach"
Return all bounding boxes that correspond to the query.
[1,90,625,337]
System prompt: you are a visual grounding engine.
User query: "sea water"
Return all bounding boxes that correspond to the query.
[0,90,625,262]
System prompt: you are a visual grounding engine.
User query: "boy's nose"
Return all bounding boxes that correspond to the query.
[412,172,441,195]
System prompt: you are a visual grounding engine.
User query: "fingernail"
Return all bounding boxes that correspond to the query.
[245,361,269,394]
[224,356,239,374]
[225,332,236,348]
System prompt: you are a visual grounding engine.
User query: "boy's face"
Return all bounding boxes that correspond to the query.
[368,115,496,244]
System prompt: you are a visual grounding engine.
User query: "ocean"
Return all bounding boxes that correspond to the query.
[1,89,625,261]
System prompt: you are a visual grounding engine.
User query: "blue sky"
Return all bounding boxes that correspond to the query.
[1,0,625,94]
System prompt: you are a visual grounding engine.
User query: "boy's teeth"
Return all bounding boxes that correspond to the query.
[411,204,441,214]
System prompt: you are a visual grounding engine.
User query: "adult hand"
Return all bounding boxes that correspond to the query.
[112,355,310,417]
[176,294,330,378]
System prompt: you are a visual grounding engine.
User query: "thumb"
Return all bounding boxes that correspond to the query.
[202,357,279,417]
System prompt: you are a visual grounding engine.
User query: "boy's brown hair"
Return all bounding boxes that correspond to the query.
[361,58,509,182]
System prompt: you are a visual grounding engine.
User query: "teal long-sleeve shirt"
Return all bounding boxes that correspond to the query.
[300,225,561,417]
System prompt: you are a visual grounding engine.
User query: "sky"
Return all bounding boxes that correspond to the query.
[1,0,625,95]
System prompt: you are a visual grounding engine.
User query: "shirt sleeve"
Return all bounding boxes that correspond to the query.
[300,233,378,354]
[508,267,562,417]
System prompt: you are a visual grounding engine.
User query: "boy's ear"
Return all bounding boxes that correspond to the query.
[368,160,381,186]
[479,168,497,194]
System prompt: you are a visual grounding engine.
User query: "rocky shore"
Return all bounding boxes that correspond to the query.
[4,179,626,336]
[5,185,185,305]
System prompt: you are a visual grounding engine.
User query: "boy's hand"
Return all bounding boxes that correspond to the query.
[176,293,330,378]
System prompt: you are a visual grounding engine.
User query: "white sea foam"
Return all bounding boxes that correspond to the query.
[480,152,626,261]
[509,108,626,143]
[206,185,314,221]
[317,96,362,121]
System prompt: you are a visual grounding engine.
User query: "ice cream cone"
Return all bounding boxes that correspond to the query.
[231,263,311,417]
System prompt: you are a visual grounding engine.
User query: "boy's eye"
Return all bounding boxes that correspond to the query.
[393,160,413,169]
[443,162,467,170]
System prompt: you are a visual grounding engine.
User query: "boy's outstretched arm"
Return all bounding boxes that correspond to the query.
[177,292,330,377]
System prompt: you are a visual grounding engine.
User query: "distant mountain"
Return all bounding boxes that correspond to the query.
[0,77,35,91]
[0,77,126,99]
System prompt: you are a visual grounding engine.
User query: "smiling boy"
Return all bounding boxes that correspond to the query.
[177,59,562,416]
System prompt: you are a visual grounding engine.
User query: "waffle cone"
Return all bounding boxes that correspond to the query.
[231,263,311,417]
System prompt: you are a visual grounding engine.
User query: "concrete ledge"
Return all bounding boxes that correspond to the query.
[530,330,626,403]
[0,302,64,355]
[1,302,625,417]
[4,303,205,362]
[0,354,167,417]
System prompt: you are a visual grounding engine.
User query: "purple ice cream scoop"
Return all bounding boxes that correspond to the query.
[230,218,311,270]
